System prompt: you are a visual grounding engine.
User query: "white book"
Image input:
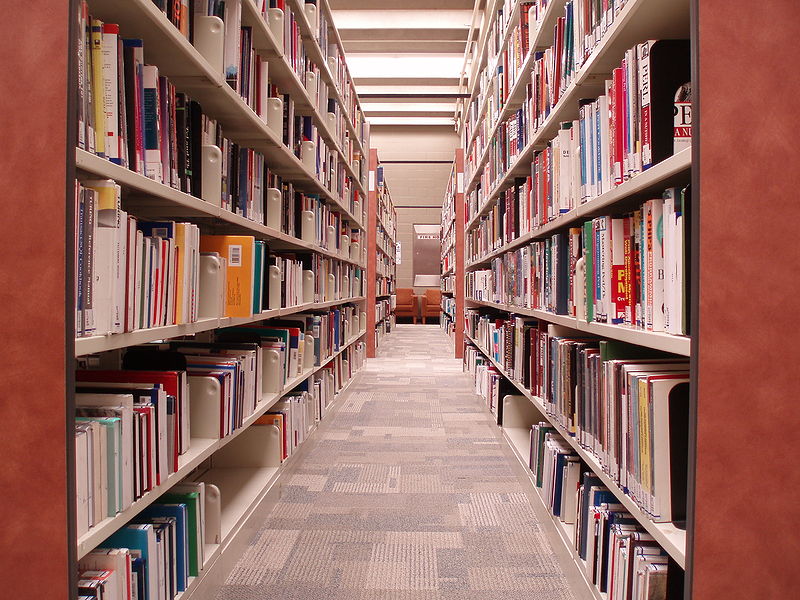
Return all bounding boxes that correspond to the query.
[75,425,91,537]
[134,230,144,330]
[76,393,135,509]
[650,375,690,522]
[258,58,269,122]
[79,548,131,600]
[557,126,572,214]
[142,65,163,183]
[650,199,665,332]
[598,92,611,195]
[662,190,677,334]
[166,237,177,326]
[114,205,127,334]
[223,0,242,83]
[101,24,120,164]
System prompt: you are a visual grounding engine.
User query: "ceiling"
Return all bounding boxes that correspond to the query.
[329,0,480,126]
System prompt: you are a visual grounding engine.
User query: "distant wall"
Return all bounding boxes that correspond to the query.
[369,125,458,294]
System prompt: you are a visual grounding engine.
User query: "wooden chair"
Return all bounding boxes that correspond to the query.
[394,288,418,324]
[420,289,441,324]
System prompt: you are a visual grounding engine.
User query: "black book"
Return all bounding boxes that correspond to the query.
[638,39,691,169]
[188,100,203,197]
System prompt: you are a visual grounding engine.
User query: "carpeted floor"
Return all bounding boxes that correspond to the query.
[217,325,580,600]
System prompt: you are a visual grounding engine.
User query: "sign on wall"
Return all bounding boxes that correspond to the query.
[412,224,441,287]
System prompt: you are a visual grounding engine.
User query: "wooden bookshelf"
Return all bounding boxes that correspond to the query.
[456,1,693,598]
[46,0,376,597]
[366,148,398,357]
[440,149,465,358]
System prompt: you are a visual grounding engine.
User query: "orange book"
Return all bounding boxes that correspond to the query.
[255,413,286,460]
[199,235,254,318]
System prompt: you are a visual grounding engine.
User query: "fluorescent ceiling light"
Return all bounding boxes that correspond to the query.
[361,103,457,112]
[346,55,465,79]
[368,116,455,126]
[331,10,472,29]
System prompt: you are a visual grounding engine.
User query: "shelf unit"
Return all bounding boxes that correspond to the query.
[57,1,375,598]
[366,148,398,357]
[440,149,465,358]
[454,1,693,598]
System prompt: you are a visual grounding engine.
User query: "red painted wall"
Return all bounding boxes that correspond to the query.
[694,1,800,597]
[0,1,70,598]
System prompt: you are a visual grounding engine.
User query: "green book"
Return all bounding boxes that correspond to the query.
[253,240,264,314]
[582,221,594,322]
[533,423,557,487]
[160,491,201,576]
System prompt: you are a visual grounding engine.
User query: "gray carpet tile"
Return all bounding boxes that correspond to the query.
[217,325,577,599]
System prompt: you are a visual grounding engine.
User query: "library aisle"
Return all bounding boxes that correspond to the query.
[218,325,586,600]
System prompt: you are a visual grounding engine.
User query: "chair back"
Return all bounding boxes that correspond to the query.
[395,288,414,307]
[424,289,441,306]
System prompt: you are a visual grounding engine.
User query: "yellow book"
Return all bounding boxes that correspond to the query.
[638,376,651,506]
[199,235,254,318]
[90,18,106,158]
[174,224,186,324]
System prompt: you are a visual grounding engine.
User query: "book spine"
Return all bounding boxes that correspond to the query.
[142,65,163,183]
[638,41,654,170]
[101,24,121,164]
[90,19,106,158]
[84,188,96,335]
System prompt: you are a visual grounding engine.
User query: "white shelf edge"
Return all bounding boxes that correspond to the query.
[76,298,367,357]
[464,299,690,356]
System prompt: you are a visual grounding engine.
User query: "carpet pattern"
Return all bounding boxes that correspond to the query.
[217,325,577,599]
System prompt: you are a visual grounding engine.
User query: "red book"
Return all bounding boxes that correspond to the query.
[612,67,625,185]
[76,369,185,473]
[133,405,155,490]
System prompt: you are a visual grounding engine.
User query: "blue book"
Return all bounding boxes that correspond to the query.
[140,503,189,592]
[551,450,574,517]
[579,485,616,560]
[138,221,175,239]
[238,147,249,217]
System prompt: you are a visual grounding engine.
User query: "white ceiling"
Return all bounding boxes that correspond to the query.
[330,0,479,126]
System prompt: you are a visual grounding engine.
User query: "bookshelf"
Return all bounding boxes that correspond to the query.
[440,149,465,358]
[46,0,375,597]
[366,148,398,357]
[455,0,693,598]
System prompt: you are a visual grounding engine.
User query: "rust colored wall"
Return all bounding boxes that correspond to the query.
[694,1,800,598]
[0,1,71,598]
